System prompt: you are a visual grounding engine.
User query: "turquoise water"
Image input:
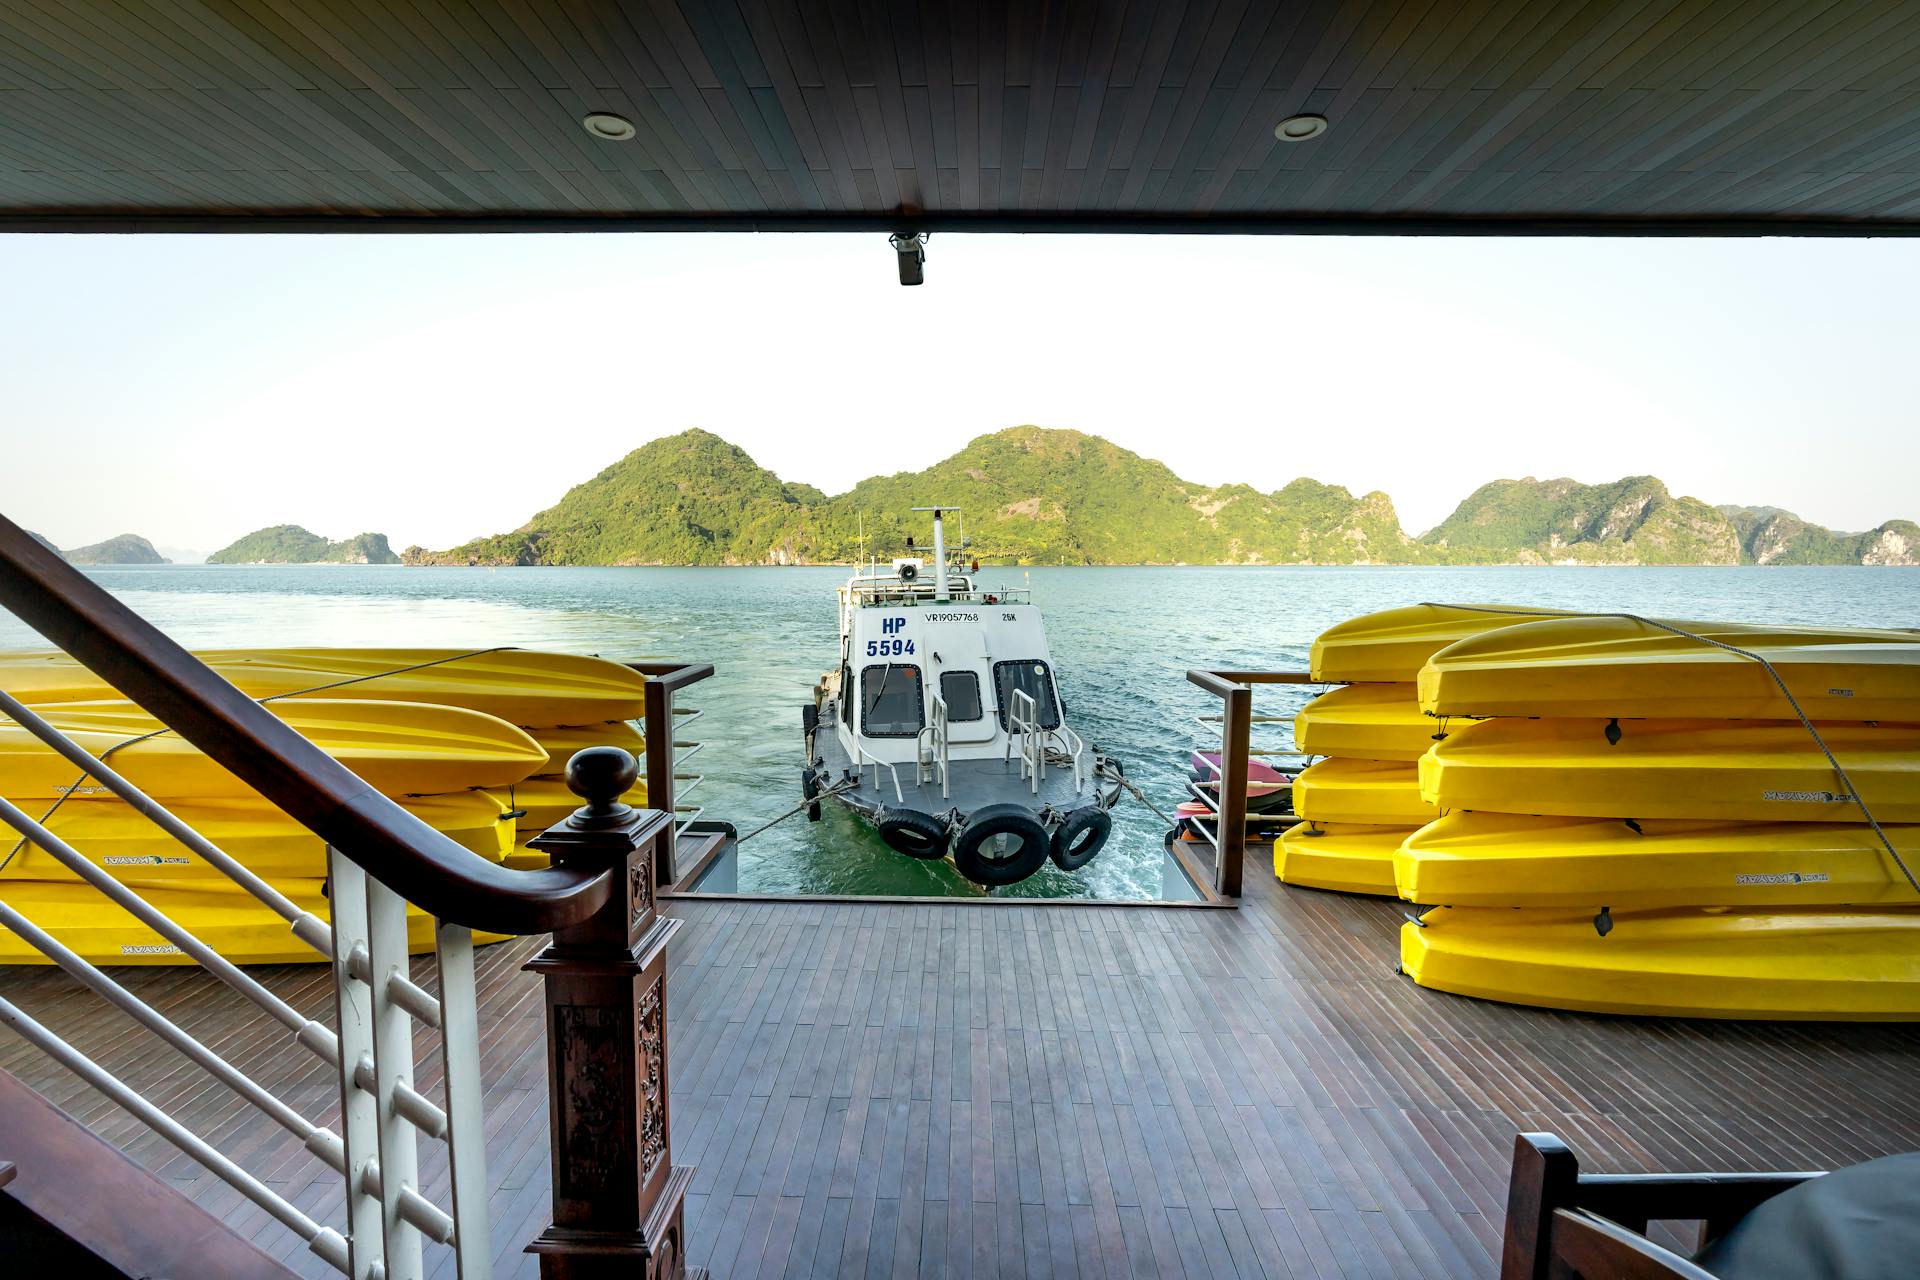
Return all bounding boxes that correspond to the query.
[4,565,1914,899]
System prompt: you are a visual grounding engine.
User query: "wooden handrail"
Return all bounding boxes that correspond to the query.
[0,512,609,935]
[630,660,715,693]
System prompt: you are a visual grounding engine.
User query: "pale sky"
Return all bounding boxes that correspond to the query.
[3,232,1914,558]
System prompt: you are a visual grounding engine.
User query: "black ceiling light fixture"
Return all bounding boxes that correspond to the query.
[1273,113,1328,142]
[889,232,926,286]
[581,111,636,141]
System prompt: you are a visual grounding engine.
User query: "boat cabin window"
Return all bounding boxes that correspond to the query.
[994,661,1061,731]
[938,670,983,722]
[840,663,852,726]
[861,664,924,738]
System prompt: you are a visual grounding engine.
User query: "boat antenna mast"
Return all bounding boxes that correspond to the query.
[911,506,958,602]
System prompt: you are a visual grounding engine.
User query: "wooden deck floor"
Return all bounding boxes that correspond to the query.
[4,869,1918,1279]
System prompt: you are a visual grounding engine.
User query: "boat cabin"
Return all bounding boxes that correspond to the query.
[825,558,1058,772]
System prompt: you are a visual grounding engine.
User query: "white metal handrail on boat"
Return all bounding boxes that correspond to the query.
[1053,723,1088,791]
[0,692,493,1280]
[849,737,906,803]
[847,581,1032,607]
[919,693,951,800]
[1007,688,1045,794]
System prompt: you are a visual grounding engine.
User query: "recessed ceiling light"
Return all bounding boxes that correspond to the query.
[1273,114,1328,143]
[582,112,636,142]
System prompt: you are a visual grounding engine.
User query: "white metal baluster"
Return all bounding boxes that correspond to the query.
[435,921,492,1280]
[0,996,351,1274]
[0,897,347,1173]
[365,874,427,1279]
[0,794,338,1063]
[328,848,387,1280]
[0,690,333,955]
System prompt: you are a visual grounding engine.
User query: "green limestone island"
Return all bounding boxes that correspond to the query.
[404,427,1919,568]
[64,534,169,565]
[208,526,400,565]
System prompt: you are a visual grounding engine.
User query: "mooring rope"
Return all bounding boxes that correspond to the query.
[736,778,857,843]
[1419,603,1919,895]
[1097,759,1179,830]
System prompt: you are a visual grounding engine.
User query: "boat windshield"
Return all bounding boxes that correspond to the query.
[861,663,924,737]
[994,661,1061,731]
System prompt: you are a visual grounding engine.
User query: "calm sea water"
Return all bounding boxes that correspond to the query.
[5,565,1915,899]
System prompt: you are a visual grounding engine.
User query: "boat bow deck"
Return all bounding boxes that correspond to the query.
[3,872,1915,1278]
[814,717,1107,817]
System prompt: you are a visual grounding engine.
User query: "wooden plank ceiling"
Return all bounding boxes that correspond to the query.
[3,1,1919,233]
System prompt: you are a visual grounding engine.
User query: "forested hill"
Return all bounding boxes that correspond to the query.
[64,534,169,565]
[403,428,1917,568]
[208,526,399,564]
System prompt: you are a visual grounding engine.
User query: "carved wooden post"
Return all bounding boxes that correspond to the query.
[524,747,699,1280]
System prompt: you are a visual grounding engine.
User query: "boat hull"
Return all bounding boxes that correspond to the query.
[1420,718,1920,823]
[1275,821,1407,895]
[1308,603,1573,683]
[1294,757,1438,826]
[1400,905,1920,1020]
[0,698,546,799]
[1420,616,1920,721]
[0,792,513,883]
[1293,683,1438,762]
[0,879,513,965]
[1395,812,1920,908]
[0,648,649,728]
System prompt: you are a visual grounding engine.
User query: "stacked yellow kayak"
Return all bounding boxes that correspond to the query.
[1277,608,1532,894]
[1375,608,1920,1020]
[0,648,648,964]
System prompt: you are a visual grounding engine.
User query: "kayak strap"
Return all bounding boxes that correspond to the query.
[1,647,523,872]
[1423,603,1920,896]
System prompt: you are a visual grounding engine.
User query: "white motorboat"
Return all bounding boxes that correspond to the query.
[802,508,1124,887]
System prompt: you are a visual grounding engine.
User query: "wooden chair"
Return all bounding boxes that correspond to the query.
[1500,1133,1824,1279]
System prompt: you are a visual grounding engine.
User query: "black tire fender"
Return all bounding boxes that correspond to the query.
[802,768,823,822]
[950,804,1051,886]
[876,806,949,859]
[1049,805,1111,871]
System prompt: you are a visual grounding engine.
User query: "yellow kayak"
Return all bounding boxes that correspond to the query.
[0,699,546,800]
[1294,757,1438,826]
[1421,718,1920,823]
[528,721,648,777]
[0,648,648,728]
[1400,905,1920,1020]
[1294,683,1440,762]
[1275,822,1407,895]
[1395,811,1920,909]
[0,792,513,883]
[0,878,512,966]
[488,775,649,836]
[1309,603,1574,683]
[1419,614,1920,721]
